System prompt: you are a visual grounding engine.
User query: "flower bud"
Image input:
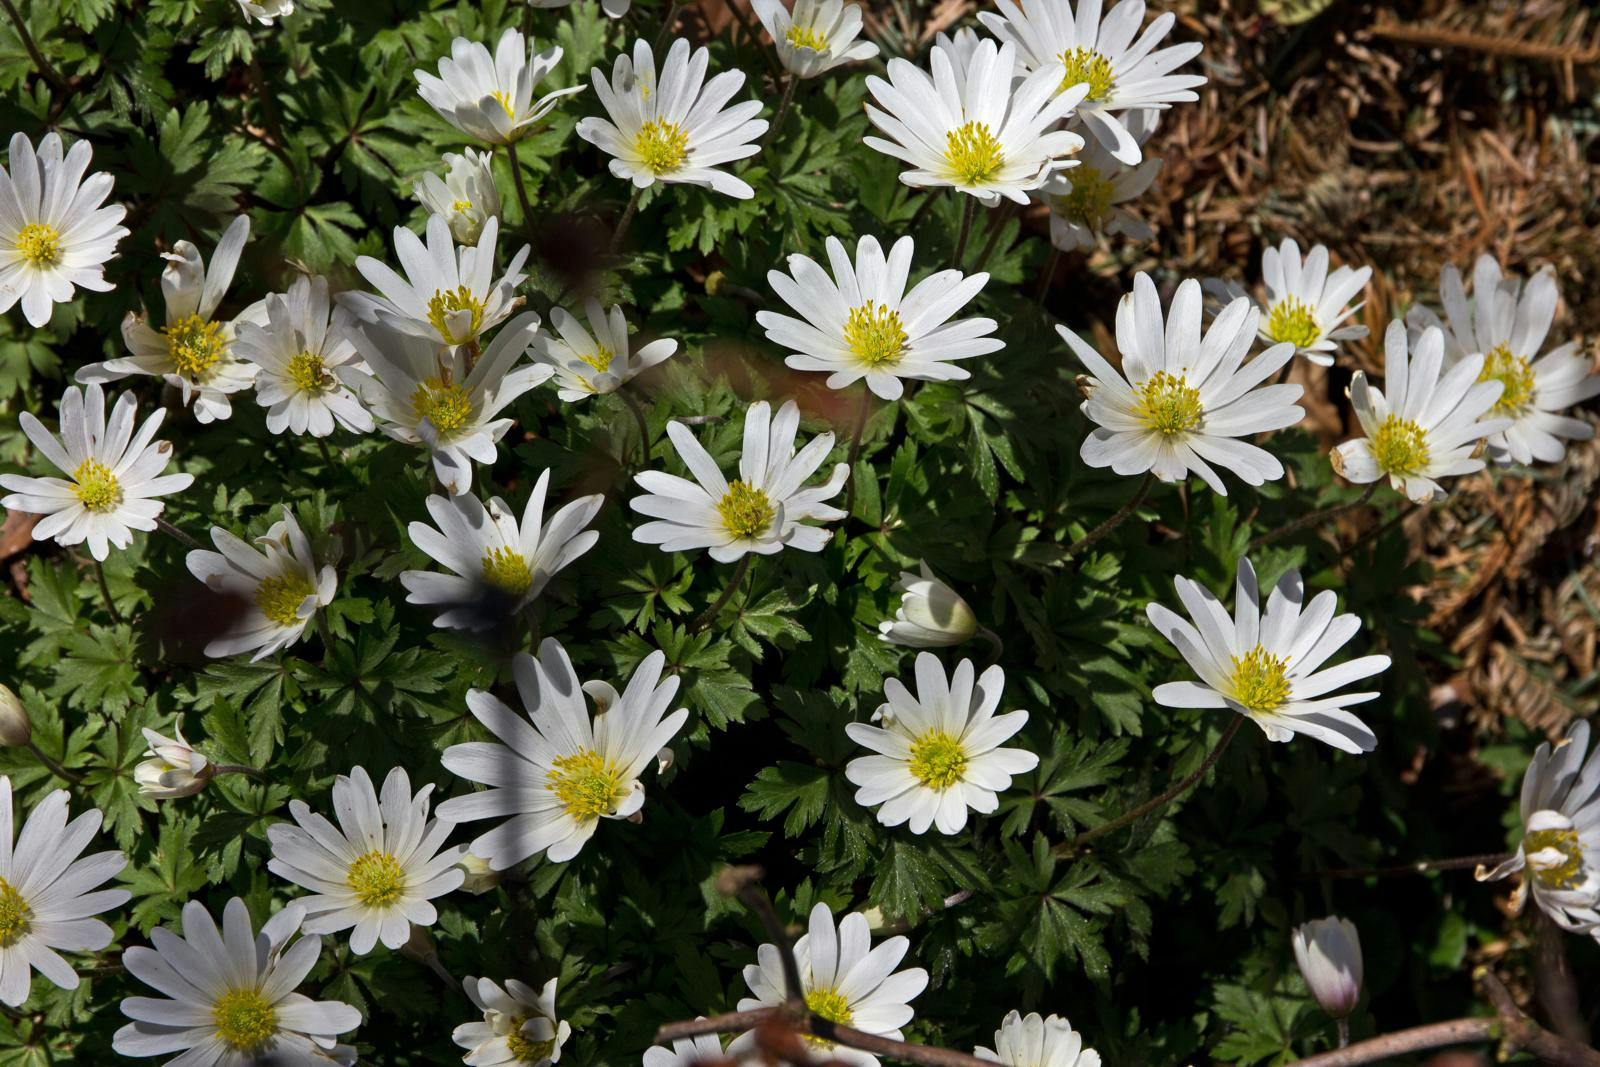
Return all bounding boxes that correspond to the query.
[0,685,31,748]
[134,725,216,799]
[456,852,503,895]
[877,562,979,648]
[1292,915,1363,1018]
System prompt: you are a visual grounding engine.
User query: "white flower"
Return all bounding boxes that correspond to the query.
[347,312,552,495]
[415,149,502,246]
[0,131,128,327]
[1406,255,1600,466]
[416,28,583,146]
[114,898,361,1065]
[1292,916,1363,1018]
[845,654,1037,835]
[234,274,374,438]
[400,470,604,632]
[1038,109,1161,253]
[1331,322,1511,503]
[630,399,848,562]
[757,235,1001,401]
[0,777,128,1006]
[731,902,928,1067]
[1477,720,1600,937]
[978,0,1207,165]
[575,38,768,200]
[865,38,1086,206]
[80,214,263,423]
[1205,238,1371,367]
[528,0,630,16]
[878,562,978,648]
[344,214,529,351]
[438,638,688,869]
[1146,558,1389,754]
[753,0,879,79]
[976,1010,1102,1067]
[0,685,28,748]
[645,1029,724,1067]
[267,766,466,955]
[136,724,216,799]
[454,976,572,1067]
[534,299,678,400]
[236,0,294,23]
[1,382,193,561]
[1058,273,1304,496]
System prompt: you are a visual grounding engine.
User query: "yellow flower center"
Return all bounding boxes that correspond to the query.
[944,121,1005,187]
[1370,414,1430,477]
[1135,371,1203,436]
[164,314,227,381]
[805,987,855,1045]
[1268,297,1322,349]
[491,90,516,119]
[426,285,486,345]
[0,877,33,948]
[410,376,474,436]
[1229,645,1291,712]
[15,222,62,268]
[908,730,968,790]
[1050,165,1116,227]
[286,351,333,394]
[212,987,277,1052]
[635,119,690,176]
[1526,826,1584,890]
[785,23,829,51]
[481,546,534,595]
[451,198,474,213]
[507,1019,558,1064]
[578,344,615,375]
[71,458,122,512]
[254,572,315,627]
[548,749,627,820]
[716,480,776,539]
[347,849,407,909]
[1058,47,1116,101]
[844,302,908,369]
[1479,342,1537,416]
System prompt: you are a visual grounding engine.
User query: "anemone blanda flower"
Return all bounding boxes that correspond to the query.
[865,38,1086,206]
[1407,255,1600,466]
[79,215,263,423]
[878,561,979,648]
[135,724,216,800]
[575,38,768,200]
[236,0,294,23]
[400,470,604,631]
[645,1029,724,1067]
[0,131,128,328]
[1204,238,1371,367]
[529,0,630,15]
[1058,273,1303,496]
[234,274,373,438]
[1038,108,1161,253]
[978,0,1207,165]
[454,976,572,1067]
[977,1010,1102,1067]
[415,148,502,246]
[113,898,361,1066]
[416,28,583,146]
[1330,322,1511,504]
[630,399,848,562]
[1146,558,1389,754]
[533,299,678,401]
[1,382,193,561]
[438,639,688,869]
[757,234,1001,401]
[753,0,879,79]
[1292,916,1363,1019]
[185,505,336,661]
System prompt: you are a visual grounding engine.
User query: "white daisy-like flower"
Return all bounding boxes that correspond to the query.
[753,0,879,79]
[267,766,466,955]
[630,399,848,562]
[347,312,552,495]
[113,898,361,1066]
[534,299,679,401]
[344,214,529,351]
[1331,322,1511,503]
[234,274,374,438]
[644,1028,723,1067]
[185,505,336,661]
[79,214,263,423]
[845,654,1037,835]
[438,638,689,869]
[136,724,217,799]
[1058,272,1303,496]
[757,235,1001,401]
[236,0,294,23]
[977,1010,1102,1067]
[415,148,502,246]
[1038,109,1161,253]
[1204,238,1372,367]
[400,470,604,632]
[878,561,979,648]
[0,777,128,1006]
[574,38,768,200]
[528,0,630,16]
[1,382,193,561]
[1477,720,1600,938]
[454,976,572,1067]
[1146,557,1390,754]
[416,28,584,146]
[978,0,1207,165]
[1407,255,1600,466]
[731,902,928,1067]
[0,132,128,328]
[865,38,1086,206]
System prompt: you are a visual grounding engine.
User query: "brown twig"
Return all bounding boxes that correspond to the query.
[1065,472,1155,558]
[0,0,73,97]
[1248,483,1377,551]
[1534,913,1591,1046]
[1370,17,1600,64]
[1306,852,1510,879]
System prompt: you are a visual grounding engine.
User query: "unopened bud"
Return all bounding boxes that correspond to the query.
[456,852,502,895]
[0,685,31,747]
[1292,916,1363,1018]
[135,725,216,799]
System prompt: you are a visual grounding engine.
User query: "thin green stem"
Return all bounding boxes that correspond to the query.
[690,554,753,632]
[621,388,653,466]
[1035,247,1062,304]
[25,739,81,784]
[504,139,536,236]
[760,73,799,150]
[314,609,336,659]
[976,626,1004,665]
[971,202,1018,274]
[1337,1019,1350,1049]
[951,195,977,269]
[609,186,644,253]
[844,386,871,515]
[1066,472,1155,558]
[92,559,123,625]
[155,517,201,550]
[1249,482,1378,551]
[653,2,681,51]
[0,0,72,96]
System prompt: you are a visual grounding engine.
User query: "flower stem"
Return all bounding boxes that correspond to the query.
[25,739,81,784]
[92,559,123,625]
[504,139,536,236]
[653,1,681,52]
[1337,1019,1350,1049]
[1065,471,1155,558]
[971,202,1018,274]
[976,626,1004,664]
[314,609,336,658]
[609,186,644,253]
[951,194,977,269]
[0,0,72,97]
[690,554,753,632]
[1249,482,1378,551]
[1306,852,1513,879]
[1035,247,1062,304]
[760,73,799,150]
[621,388,654,466]
[155,516,201,550]
[844,386,871,515]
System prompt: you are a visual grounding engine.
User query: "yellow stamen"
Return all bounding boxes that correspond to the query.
[286,351,333,394]
[944,121,1004,187]
[491,90,516,119]
[255,572,315,627]
[547,749,627,820]
[425,285,486,346]
[410,376,473,436]
[578,345,615,375]
[1267,297,1321,349]
[908,730,968,790]
[1050,165,1116,227]
[1370,414,1430,477]
[844,303,908,369]
[212,987,277,1051]
[785,24,829,51]
[716,481,775,539]
[1526,827,1584,890]
[451,198,474,213]
[507,1020,558,1064]
[15,222,62,268]
[163,314,227,381]
[1058,47,1115,101]
[347,850,407,908]
[481,546,534,596]
[1229,645,1291,712]
[1135,371,1203,436]
[0,877,32,948]
[635,119,690,176]
[1479,342,1537,416]
[71,459,121,512]
[803,987,854,1045]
